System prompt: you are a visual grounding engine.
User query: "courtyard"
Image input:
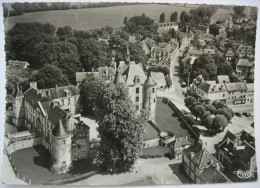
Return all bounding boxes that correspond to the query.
[9,145,97,184]
[155,99,195,144]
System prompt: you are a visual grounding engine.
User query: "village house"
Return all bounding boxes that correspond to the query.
[236,45,254,59]
[157,22,179,32]
[75,66,116,86]
[246,83,254,104]
[169,136,191,159]
[197,81,227,103]
[225,82,247,105]
[236,59,253,78]
[225,49,235,65]
[142,37,155,55]
[182,141,229,184]
[8,60,30,69]
[151,72,167,89]
[216,130,257,180]
[217,75,230,84]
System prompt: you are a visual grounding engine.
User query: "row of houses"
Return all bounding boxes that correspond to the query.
[190,75,254,105]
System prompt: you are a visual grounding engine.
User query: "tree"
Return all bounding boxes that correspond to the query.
[234,6,246,15]
[159,12,165,23]
[184,96,197,109]
[94,83,147,173]
[170,12,178,22]
[201,114,213,131]
[212,101,225,109]
[29,65,69,89]
[192,105,205,120]
[216,109,232,122]
[123,16,128,24]
[79,38,110,71]
[212,115,228,134]
[109,30,129,49]
[204,104,216,114]
[80,74,104,116]
[209,24,219,36]
[217,63,233,76]
[56,26,73,40]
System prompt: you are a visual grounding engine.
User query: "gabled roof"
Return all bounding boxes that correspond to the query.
[246,83,254,92]
[237,59,252,67]
[121,63,147,86]
[203,49,215,55]
[217,75,230,83]
[224,82,247,92]
[198,82,210,93]
[48,106,67,128]
[189,49,203,56]
[193,75,204,85]
[114,69,125,85]
[201,167,230,183]
[38,85,79,99]
[225,49,235,57]
[151,72,166,86]
[8,60,29,69]
[169,137,191,148]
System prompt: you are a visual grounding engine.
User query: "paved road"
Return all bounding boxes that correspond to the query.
[68,158,183,186]
[228,103,254,113]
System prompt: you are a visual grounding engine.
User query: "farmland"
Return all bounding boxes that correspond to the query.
[211,8,234,21]
[4,4,196,31]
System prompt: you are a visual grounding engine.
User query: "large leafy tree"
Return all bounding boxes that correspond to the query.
[159,12,165,23]
[94,83,147,173]
[29,65,69,89]
[79,74,104,116]
[192,105,205,120]
[184,96,197,110]
[79,38,110,71]
[212,115,228,134]
[170,12,178,22]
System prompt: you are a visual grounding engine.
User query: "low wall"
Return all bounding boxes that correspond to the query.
[5,131,42,155]
[163,98,200,140]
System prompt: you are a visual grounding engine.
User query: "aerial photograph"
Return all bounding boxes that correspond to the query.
[0,0,258,186]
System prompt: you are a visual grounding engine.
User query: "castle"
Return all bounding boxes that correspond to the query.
[12,83,90,174]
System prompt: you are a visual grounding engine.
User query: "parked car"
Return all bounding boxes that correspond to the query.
[242,112,253,117]
[235,112,242,117]
[181,82,187,87]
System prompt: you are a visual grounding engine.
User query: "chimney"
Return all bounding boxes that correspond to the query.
[30,82,37,90]
[55,84,58,89]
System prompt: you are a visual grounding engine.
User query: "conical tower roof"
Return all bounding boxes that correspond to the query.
[144,74,157,86]
[52,119,70,137]
[16,88,23,97]
[114,69,125,85]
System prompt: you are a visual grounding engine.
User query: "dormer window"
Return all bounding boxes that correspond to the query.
[134,76,140,84]
[64,89,71,97]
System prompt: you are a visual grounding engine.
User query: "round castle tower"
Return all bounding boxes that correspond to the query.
[143,74,157,121]
[50,119,72,174]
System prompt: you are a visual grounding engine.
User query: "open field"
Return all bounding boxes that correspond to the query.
[4,4,194,31]
[211,8,234,21]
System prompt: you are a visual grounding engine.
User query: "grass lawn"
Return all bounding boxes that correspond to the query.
[211,8,234,21]
[5,4,194,31]
[155,100,195,144]
[169,163,192,184]
[10,145,98,184]
[141,145,169,157]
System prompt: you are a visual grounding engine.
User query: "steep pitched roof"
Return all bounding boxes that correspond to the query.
[246,83,254,92]
[170,137,191,148]
[52,119,70,137]
[225,49,235,57]
[203,49,215,55]
[237,59,252,67]
[151,72,166,86]
[224,82,247,92]
[48,106,67,128]
[38,85,79,99]
[121,63,147,86]
[198,82,211,93]
[114,69,125,85]
[201,167,230,183]
[217,75,230,83]
[144,75,157,86]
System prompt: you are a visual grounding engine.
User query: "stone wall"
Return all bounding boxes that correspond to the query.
[5,131,42,155]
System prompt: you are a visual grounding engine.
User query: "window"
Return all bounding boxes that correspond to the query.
[136,87,139,94]
[152,88,155,93]
[154,99,156,103]
[62,140,66,145]
[136,96,139,102]
[222,94,225,97]
[135,105,139,111]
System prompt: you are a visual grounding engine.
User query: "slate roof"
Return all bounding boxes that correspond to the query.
[144,75,157,86]
[225,49,235,57]
[197,25,208,30]
[23,88,51,109]
[198,82,211,93]
[217,75,230,83]
[207,83,227,93]
[120,63,147,86]
[224,82,247,92]
[52,119,70,137]
[203,49,215,55]
[114,69,125,85]
[200,167,229,183]
[237,59,252,67]
[8,60,29,69]
[191,39,202,47]
[189,49,203,56]
[236,45,254,54]
[246,83,254,92]
[169,137,191,148]
[194,75,204,85]
[39,85,79,99]
[48,106,67,128]
[151,72,166,86]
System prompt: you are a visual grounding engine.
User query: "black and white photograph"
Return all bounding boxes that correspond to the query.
[0,0,259,186]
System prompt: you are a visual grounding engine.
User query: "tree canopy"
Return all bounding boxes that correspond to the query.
[170,12,178,22]
[159,12,165,23]
[94,83,147,173]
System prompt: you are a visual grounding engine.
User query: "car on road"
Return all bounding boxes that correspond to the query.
[235,112,242,117]
[181,82,187,87]
[242,112,253,117]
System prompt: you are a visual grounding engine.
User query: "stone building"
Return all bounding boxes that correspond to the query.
[12,82,90,174]
[216,130,257,179]
[182,141,229,184]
